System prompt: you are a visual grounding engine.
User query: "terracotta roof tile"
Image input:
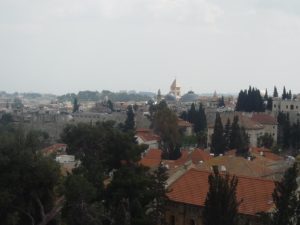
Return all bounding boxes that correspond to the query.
[139,158,162,168]
[136,129,161,142]
[196,155,273,178]
[177,118,193,128]
[167,168,275,216]
[41,143,67,156]
[208,113,264,130]
[139,149,162,168]
[251,148,283,162]
[144,149,162,160]
[251,114,277,125]
[190,149,213,164]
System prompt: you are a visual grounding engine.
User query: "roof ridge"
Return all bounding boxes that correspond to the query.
[189,168,275,183]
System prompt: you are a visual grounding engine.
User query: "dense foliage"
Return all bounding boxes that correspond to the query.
[236,87,264,112]
[61,121,169,225]
[150,101,181,160]
[277,112,300,150]
[203,168,240,225]
[260,163,300,225]
[180,103,207,147]
[0,127,62,225]
[211,113,226,155]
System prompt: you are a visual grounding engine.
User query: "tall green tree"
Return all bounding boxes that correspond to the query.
[203,168,240,225]
[198,103,207,133]
[273,86,279,98]
[105,165,154,225]
[124,105,135,132]
[266,97,273,111]
[148,163,169,225]
[236,87,264,112]
[282,86,287,100]
[152,101,181,160]
[224,118,231,150]
[211,113,226,155]
[0,129,63,225]
[107,100,114,112]
[277,112,291,148]
[271,163,299,225]
[73,97,80,113]
[229,116,249,155]
[218,96,225,108]
[62,174,105,225]
[229,116,240,150]
[236,127,250,156]
[187,103,197,127]
[61,121,163,225]
[258,133,274,149]
[264,89,269,101]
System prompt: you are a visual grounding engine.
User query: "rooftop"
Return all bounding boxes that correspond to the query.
[167,168,275,216]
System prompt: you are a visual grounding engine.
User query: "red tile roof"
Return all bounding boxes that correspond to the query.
[167,168,275,216]
[136,129,161,142]
[41,143,67,156]
[177,118,193,128]
[196,155,273,178]
[140,158,162,168]
[250,147,283,162]
[251,114,277,125]
[144,148,162,160]
[190,149,212,163]
[139,149,162,168]
[208,113,264,130]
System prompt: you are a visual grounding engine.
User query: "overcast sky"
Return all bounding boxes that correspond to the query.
[1,0,300,95]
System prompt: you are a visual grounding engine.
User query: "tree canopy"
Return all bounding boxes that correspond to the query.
[151,101,181,160]
[61,121,169,225]
[236,87,265,112]
[0,128,63,225]
[211,113,226,155]
[203,168,240,225]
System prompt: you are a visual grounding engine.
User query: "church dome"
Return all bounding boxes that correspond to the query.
[165,93,176,102]
[180,91,199,102]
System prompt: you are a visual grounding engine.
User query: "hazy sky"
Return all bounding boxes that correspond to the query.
[1,0,300,95]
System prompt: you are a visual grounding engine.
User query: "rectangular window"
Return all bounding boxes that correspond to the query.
[171,216,175,225]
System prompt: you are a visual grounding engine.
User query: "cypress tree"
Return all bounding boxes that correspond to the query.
[224,118,231,150]
[124,105,135,132]
[267,97,273,111]
[271,163,299,225]
[229,116,249,155]
[149,163,169,225]
[288,90,292,100]
[236,87,264,112]
[211,113,226,155]
[198,103,207,132]
[188,103,197,125]
[203,168,240,225]
[273,86,279,98]
[218,96,225,108]
[264,89,269,101]
[73,97,80,113]
[229,116,240,150]
[282,86,287,100]
[236,127,250,156]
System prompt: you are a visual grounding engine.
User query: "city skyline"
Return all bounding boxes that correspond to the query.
[1,0,300,95]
